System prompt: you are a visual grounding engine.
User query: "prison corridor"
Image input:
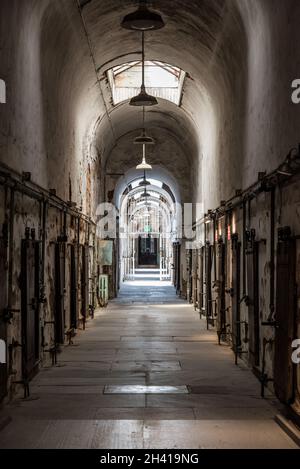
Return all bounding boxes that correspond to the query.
[0,281,296,449]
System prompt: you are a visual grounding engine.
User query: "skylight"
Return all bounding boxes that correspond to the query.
[107,61,185,106]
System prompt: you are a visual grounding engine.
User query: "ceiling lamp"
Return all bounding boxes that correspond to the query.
[138,187,151,201]
[139,171,151,186]
[121,1,165,31]
[139,179,151,187]
[139,179,151,186]
[130,32,158,107]
[136,144,152,170]
[140,190,151,199]
[134,128,155,145]
[134,107,155,144]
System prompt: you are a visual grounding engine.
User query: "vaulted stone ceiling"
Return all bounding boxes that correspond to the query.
[77,0,247,204]
[35,0,248,206]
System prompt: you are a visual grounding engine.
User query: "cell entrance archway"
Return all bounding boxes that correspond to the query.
[117,167,181,283]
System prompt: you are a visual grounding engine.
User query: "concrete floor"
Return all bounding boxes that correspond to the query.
[0,276,297,449]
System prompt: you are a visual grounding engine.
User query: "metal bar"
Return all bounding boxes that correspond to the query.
[0,163,95,226]
[7,188,14,311]
[192,146,300,230]
[242,201,246,296]
[142,31,145,87]
[269,188,275,321]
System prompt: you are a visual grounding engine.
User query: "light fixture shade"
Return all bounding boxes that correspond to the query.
[139,179,151,186]
[121,4,165,31]
[136,144,152,170]
[139,191,151,199]
[136,161,152,170]
[134,133,155,145]
[130,85,158,107]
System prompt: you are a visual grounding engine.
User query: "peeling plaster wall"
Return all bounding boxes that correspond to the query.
[39,0,102,211]
[0,0,102,214]
[0,0,102,399]
[0,0,50,187]
[237,0,300,187]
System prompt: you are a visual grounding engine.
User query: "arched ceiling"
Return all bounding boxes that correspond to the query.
[114,165,181,208]
[31,0,248,206]
[107,124,193,202]
[98,99,199,171]
[77,0,247,205]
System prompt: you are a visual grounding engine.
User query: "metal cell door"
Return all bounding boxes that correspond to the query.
[192,249,198,310]
[198,247,204,315]
[175,243,181,294]
[172,243,176,287]
[21,236,40,381]
[246,230,260,367]
[89,245,96,316]
[216,239,226,342]
[70,244,78,329]
[55,243,65,344]
[294,238,300,413]
[186,249,192,303]
[274,227,296,404]
[205,243,213,327]
[81,245,89,319]
[0,237,8,401]
[231,234,241,353]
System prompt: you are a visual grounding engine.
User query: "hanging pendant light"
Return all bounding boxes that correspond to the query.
[121,0,165,31]
[139,188,151,200]
[130,32,158,107]
[134,128,155,144]
[134,107,155,144]
[139,171,150,186]
[139,170,151,186]
[136,144,152,170]
[139,179,151,186]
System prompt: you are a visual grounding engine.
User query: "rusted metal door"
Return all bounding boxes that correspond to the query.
[274,227,296,404]
[0,237,7,401]
[198,247,204,315]
[172,243,176,287]
[89,245,95,317]
[70,244,78,329]
[21,234,40,381]
[186,249,192,303]
[81,245,89,319]
[55,243,65,344]
[173,243,177,289]
[231,234,241,353]
[246,229,260,366]
[192,249,198,310]
[216,239,226,342]
[174,243,181,294]
[205,242,213,327]
[294,238,300,413]
[177,244,181,293]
